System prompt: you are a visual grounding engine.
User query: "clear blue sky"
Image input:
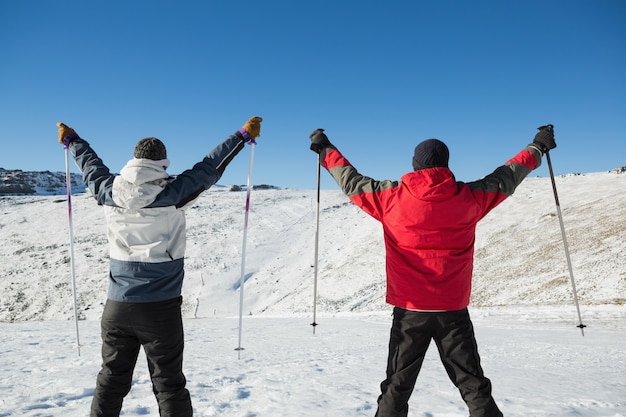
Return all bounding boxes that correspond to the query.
[1,0,624,189]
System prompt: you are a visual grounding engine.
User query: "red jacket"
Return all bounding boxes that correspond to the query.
[321,145,541,311]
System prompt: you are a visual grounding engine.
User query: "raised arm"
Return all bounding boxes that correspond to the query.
[309,128,396,221]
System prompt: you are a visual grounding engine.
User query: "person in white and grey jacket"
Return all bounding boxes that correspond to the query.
[57,117,262,417]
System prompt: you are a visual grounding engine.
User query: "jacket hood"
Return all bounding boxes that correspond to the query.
[113,158,172,209]
[401,167,458,202]
[119,158,170,183]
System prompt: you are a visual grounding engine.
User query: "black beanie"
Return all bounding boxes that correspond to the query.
[134,137,167,160]
[412,138,449,170]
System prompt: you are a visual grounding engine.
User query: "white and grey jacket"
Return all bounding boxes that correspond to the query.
[69,132,247,303]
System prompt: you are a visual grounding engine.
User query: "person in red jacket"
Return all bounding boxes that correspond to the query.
[309,125,556,417]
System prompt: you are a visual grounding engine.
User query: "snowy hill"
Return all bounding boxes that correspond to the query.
[1,168,624,322]
[1,168,626,417]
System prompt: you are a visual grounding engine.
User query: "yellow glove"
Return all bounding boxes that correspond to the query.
[241,116,263,140]
[56,122,78,145]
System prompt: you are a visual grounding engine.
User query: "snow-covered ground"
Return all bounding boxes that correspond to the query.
[2,307,625,417]
[0,169,625,416]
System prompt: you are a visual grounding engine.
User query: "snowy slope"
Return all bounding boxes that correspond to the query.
[1,170,624,322]
[0,169,625,417]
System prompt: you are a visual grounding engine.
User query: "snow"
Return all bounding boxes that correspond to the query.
[1,169,625,416]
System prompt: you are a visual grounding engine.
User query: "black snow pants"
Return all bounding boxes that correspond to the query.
[375,307,503,417]
[90,297,192,417]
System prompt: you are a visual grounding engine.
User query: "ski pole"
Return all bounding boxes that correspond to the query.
[311,153,321,334]
[545,151,586,336]
[64,144,82,355]
[236,139,256,359]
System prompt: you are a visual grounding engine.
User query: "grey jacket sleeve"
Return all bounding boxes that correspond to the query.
[69,138,116,205]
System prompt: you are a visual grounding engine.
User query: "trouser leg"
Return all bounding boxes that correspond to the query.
[434,308,503,417]
[91,301,140,417]
[376,307,433,417]
[134,297,192,417]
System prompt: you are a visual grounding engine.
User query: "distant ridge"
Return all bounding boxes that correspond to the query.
[0,168,85,196]
[0,167,285,196]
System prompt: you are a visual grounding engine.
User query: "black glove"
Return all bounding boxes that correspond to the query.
[533,124,556,153]
[309,128,333,154]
